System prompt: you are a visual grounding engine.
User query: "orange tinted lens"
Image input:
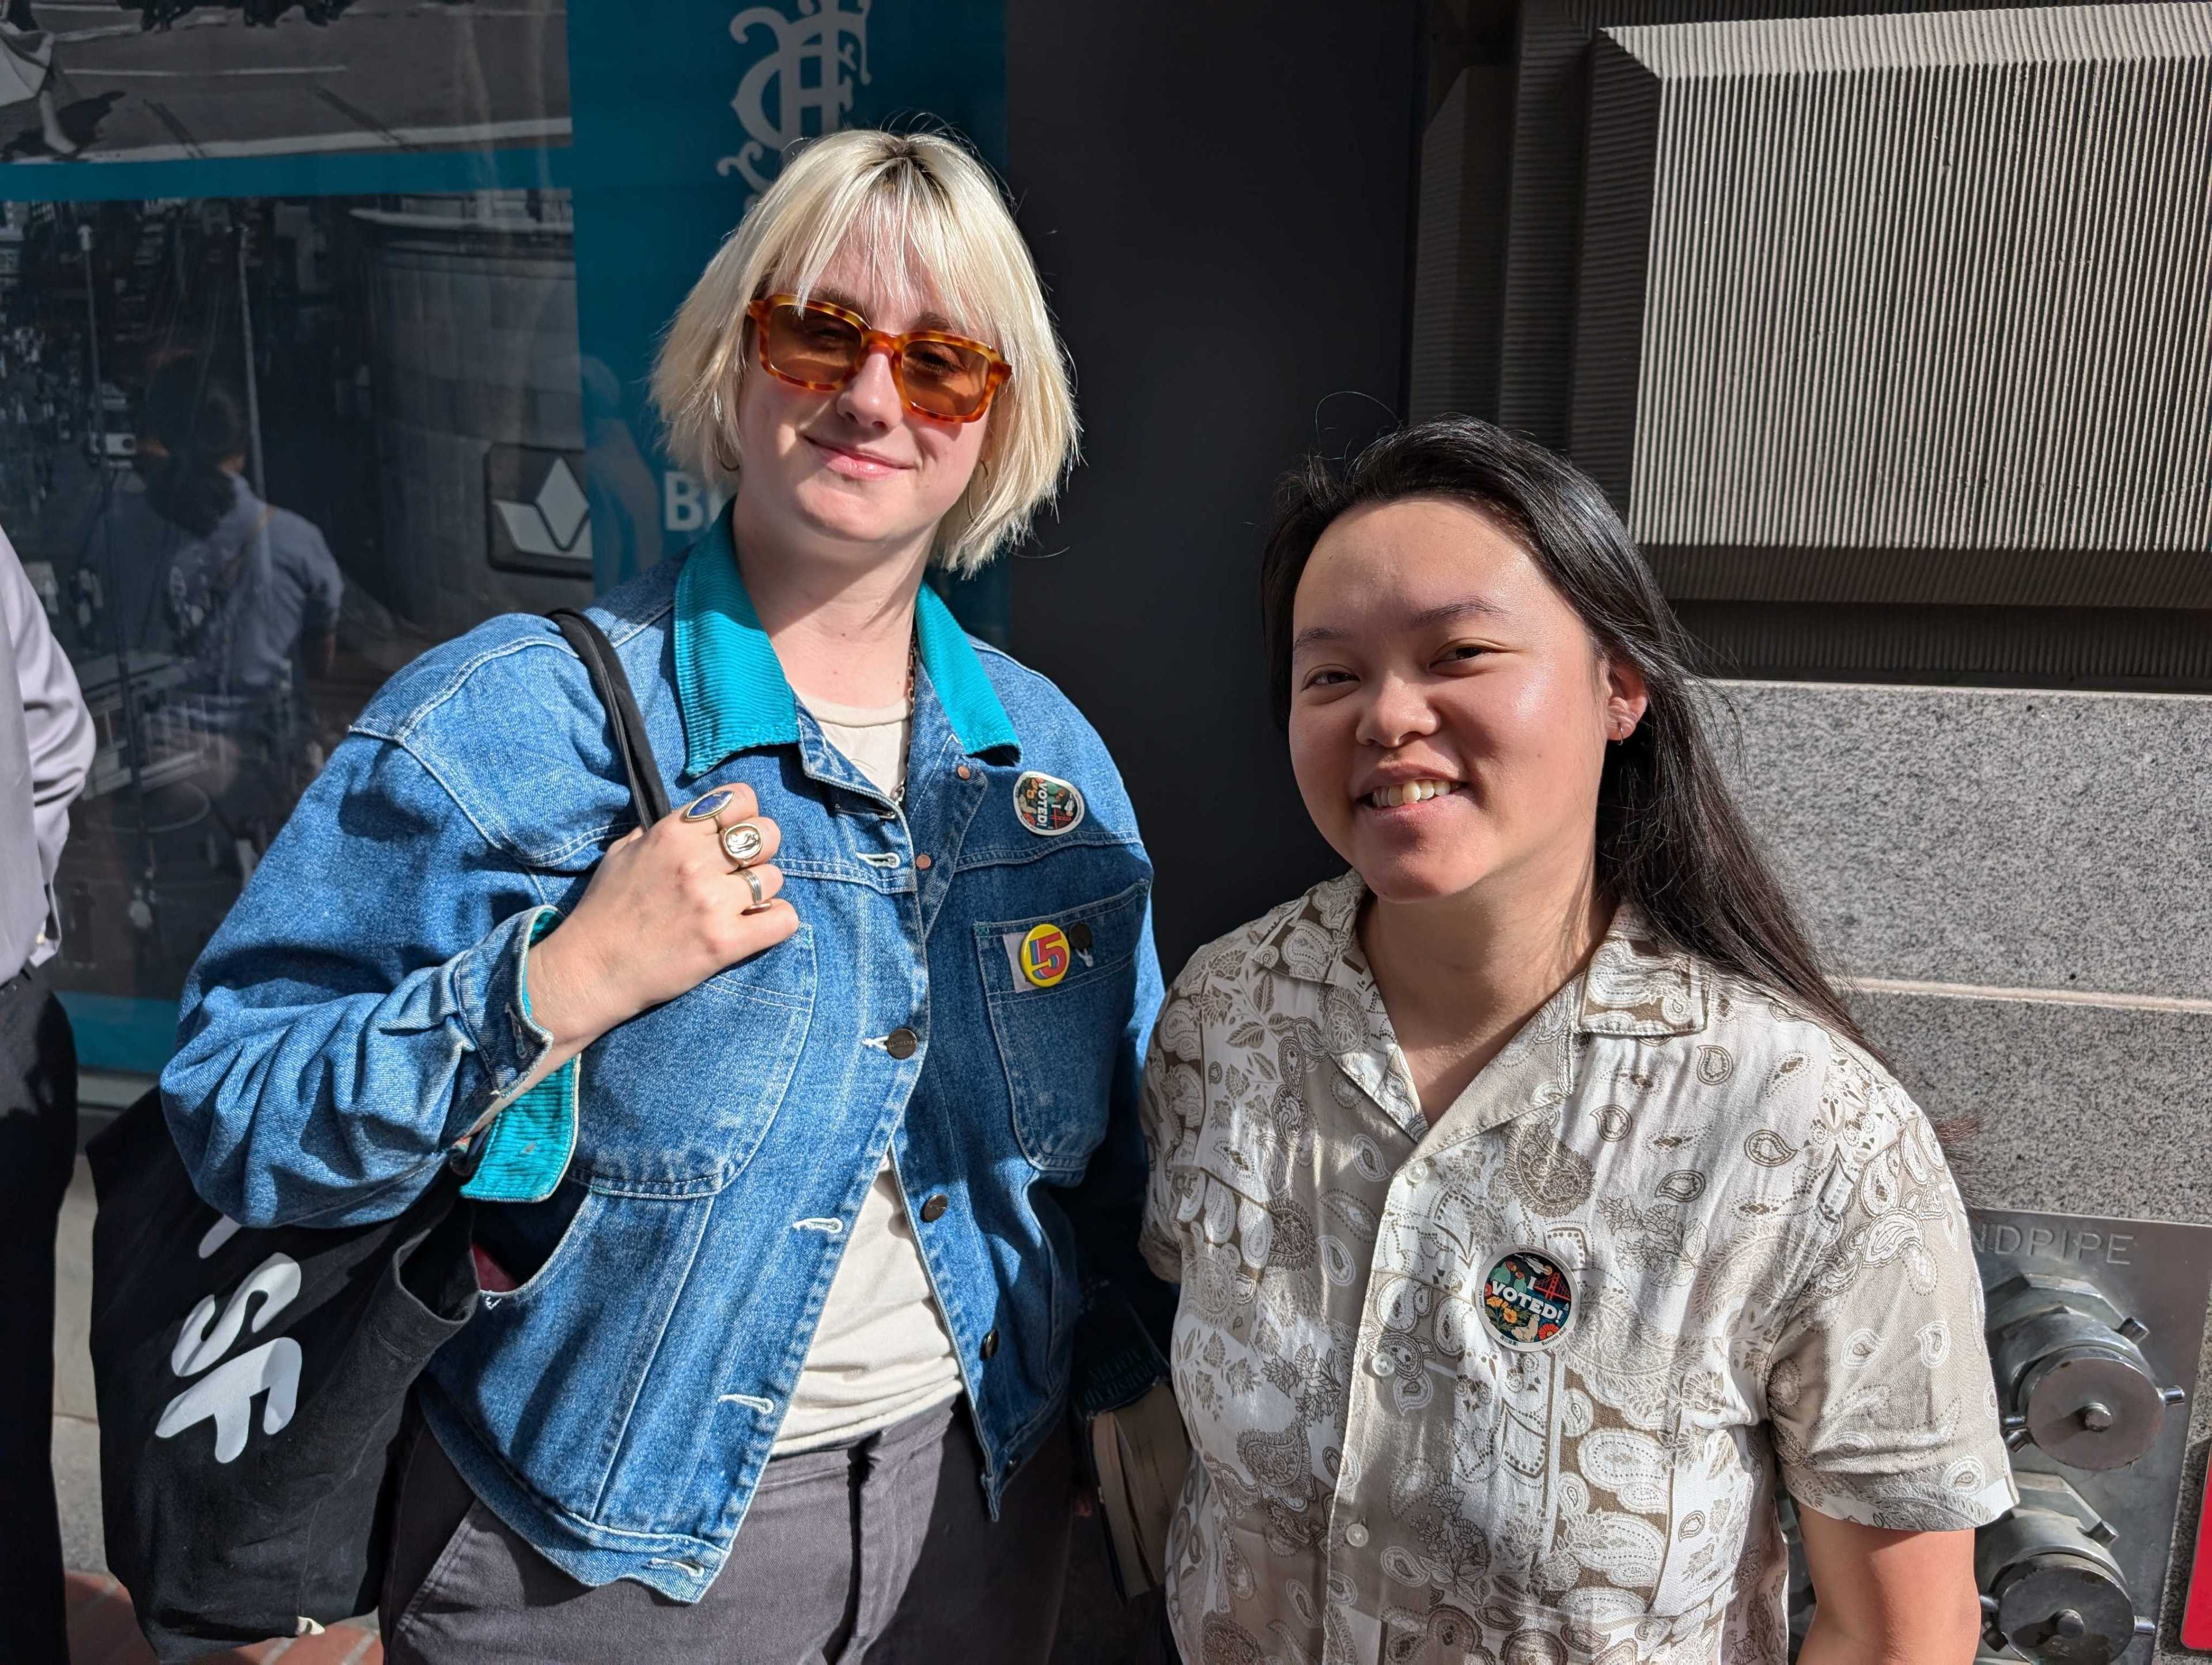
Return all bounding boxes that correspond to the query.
[897,339,997,418]
[759,302,865,385]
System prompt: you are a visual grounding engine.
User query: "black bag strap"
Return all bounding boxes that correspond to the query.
[548,608,670,826]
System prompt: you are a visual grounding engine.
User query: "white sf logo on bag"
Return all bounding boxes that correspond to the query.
[152,1215,304,1464]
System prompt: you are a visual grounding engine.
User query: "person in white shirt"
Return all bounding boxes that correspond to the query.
[0,522,93,1662]
[1141,419,2012,1665]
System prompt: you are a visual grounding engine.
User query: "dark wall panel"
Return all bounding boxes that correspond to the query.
[1004,0,1421,980]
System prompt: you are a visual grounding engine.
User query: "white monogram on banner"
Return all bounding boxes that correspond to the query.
[718,0,874,203]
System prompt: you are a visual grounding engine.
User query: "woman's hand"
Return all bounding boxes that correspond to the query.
[525,784,796,1056]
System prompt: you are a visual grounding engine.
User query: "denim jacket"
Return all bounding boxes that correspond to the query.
[162,512,1164,1600]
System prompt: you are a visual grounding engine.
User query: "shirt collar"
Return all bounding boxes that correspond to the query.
[1259,872,1708,1041]
[672,506,1021,777]
[1258,874,1708,1145]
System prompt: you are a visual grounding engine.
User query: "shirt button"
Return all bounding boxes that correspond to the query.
[914,852,933,870]
[980,1329,999,1359]
[920,1193,949,1223]
[1344,1522,1370,1548]
[885,1027,919,1060]
[1406,1159,1431,1183]
[956,764,973,780]
[1370,1353,1396,1378]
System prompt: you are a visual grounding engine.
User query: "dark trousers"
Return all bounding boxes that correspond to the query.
[0,964,79,1665]
[382,1399,1076,1665]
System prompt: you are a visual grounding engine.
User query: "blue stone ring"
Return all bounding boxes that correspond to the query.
[682,787,743,826]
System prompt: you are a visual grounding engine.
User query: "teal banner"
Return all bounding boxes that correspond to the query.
[567,0,1006,585]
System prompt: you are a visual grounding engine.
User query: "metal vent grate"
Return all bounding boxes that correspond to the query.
[1575,3,2212,579]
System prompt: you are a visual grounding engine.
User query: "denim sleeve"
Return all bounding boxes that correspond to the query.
[1063,892,1177,1415]
[162,728,564,1229]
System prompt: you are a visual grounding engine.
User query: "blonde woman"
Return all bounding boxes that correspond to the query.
[162,130,1165,1662]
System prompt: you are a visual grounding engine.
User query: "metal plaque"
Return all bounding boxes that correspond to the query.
[1971,1208,2212,1665]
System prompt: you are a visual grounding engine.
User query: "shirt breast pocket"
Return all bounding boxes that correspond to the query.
[975,878,1149,1174]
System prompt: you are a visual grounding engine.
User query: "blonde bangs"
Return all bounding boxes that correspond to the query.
[652,130,1078,576]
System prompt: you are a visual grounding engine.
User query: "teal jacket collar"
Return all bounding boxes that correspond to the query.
[673,509,1020,777]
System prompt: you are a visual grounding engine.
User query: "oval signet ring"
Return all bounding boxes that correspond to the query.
[738,867,770,912]
[720,822,766,868]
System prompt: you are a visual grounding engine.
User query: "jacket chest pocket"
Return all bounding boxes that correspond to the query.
[975,878,1149,1174]
[576,923,818,1195]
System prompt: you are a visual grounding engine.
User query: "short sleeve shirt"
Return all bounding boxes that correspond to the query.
[1139,874,2016,1665]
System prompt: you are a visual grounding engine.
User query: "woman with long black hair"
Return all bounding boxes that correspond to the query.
[1141,418,2013,1665]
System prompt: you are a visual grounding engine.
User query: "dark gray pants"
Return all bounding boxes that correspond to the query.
[381,1399,1075,1665]
[0,965,77,1665]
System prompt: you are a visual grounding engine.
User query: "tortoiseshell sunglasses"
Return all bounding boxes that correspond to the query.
[745,294,1012,423]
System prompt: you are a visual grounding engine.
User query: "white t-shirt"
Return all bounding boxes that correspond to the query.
[772,693,964,1453]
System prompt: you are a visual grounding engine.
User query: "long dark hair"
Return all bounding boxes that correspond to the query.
[1259,415,1877,1057]
[137,354,248,538]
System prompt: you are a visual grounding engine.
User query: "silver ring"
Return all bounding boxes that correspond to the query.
[739,866,770,912]
[719,821,766,868]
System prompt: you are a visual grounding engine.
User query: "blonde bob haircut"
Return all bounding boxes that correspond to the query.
[653,128,1078,577]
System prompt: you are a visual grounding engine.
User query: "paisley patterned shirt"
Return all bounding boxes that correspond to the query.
[1139,874,2015,1665]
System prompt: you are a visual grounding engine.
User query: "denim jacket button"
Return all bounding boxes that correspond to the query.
[956,764,972,780]
[979,1329,999,1360]
[921,1193,949,1223]
[885,1027,919,1060]
[914,853,934,871]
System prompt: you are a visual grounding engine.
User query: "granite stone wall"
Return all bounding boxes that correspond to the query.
[1718,677,2212,1659]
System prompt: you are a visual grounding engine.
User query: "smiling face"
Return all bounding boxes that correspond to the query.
[1286,496,1647,908]
[730,237,993,567]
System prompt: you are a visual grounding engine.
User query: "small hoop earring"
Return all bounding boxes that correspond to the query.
[706,380,742,474]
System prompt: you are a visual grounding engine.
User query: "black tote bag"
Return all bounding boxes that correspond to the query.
[86,608,660,1660]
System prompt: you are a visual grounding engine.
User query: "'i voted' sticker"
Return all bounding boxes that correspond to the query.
[1480,1248,1575,1350]
[1012,771,1085,836]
